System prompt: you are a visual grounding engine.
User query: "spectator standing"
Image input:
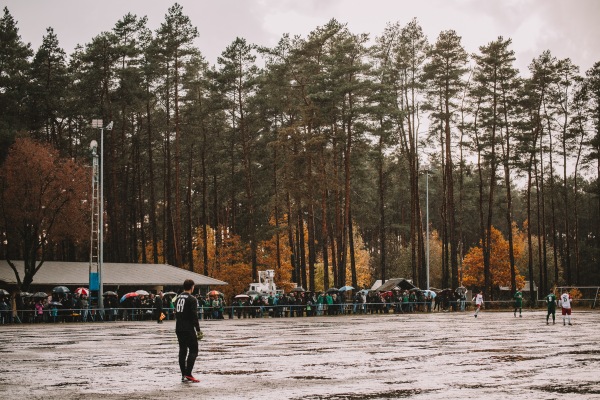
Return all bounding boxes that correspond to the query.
[79,295,89,322]
[155,291,164,324]
[35,299,44,323]
[459,292,466,311]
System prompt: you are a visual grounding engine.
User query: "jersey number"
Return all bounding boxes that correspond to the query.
[176,298,185,312]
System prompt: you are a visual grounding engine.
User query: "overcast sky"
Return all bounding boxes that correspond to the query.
[4,0,600,75]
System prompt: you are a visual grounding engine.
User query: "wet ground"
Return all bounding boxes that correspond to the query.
[1,309,599,399]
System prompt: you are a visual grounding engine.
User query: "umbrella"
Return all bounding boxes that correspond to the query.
[75,287,90,297]
[48,301,63,307]
[102,291,118,296]
[208,290,222,296]
[0,289,9,297]
[235,294,250,299]
[246,290,260,296]
[455,286,467,294]
[338,285,355,292]
[20,292,33,297]
[163,291,177,297]
[52,286,70,294]
[290,286,306,292]
[120,292,139,303]
[326,288,339,293]
[33,292,49,298]
[421,289,437,299]
[135,289,149,296]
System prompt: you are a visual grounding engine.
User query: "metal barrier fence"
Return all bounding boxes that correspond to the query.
[2,299,597,324]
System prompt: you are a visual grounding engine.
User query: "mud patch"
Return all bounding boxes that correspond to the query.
[291,376,333,380]
[50,381,90,387]
[214,369,270,375]
[569,349,600,355]
[297,388,427,399]
[489,355,537,362]
[536,382,600,395]
[471,348,515,353]
[100,362,129,367]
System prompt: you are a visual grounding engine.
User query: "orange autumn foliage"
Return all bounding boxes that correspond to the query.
[462,225,525,290]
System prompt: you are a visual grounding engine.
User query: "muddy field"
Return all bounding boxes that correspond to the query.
[1,309,599,399]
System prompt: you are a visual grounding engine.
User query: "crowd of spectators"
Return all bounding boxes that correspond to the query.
[0,288,465,324]
[201,289,444,320]
[0,292,173,323]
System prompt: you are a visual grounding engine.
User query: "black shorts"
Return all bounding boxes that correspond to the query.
[176,330,198,352]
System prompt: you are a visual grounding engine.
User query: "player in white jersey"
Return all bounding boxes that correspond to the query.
[560,290,572,326]
[473,291,484,318]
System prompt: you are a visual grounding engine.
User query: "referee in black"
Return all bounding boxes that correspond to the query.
[175,279,201,383]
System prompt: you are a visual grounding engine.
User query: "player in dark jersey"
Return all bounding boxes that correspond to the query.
[545,289,557,325]
[176,279,201,383]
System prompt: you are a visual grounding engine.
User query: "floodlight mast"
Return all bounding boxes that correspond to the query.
[89,120,112,311]
[421,163,431,291]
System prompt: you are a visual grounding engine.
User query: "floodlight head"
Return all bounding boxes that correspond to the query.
[105,121,113,130]
[91,119,103,129]
[90,140,98,150]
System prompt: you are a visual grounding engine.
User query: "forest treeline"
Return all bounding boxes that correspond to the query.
[1,5,599,298]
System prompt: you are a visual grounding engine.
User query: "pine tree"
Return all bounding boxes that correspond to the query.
[423,30,469,289]
[0,7,32,157]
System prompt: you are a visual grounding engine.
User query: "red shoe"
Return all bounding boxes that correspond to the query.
[184,375,200,383]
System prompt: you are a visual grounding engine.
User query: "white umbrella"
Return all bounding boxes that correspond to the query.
[75,287,90,297]
[135,289,150,296]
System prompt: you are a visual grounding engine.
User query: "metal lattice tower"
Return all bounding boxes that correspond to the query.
[89,142,100,304]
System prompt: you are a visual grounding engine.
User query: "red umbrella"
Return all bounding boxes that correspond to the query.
[75,287,90,297]
[208,290,222,296]
[120,292,139,303]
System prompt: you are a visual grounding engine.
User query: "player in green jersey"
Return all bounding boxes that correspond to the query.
[513,289,523,317]
[545,289,557,325]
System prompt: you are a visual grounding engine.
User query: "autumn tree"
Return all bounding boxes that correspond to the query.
[0,138,89,291]
[462,225,525,292]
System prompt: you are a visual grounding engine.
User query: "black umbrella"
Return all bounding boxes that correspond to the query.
[326,288,339,293]
[33,292,49,298]
[20,292,33,297]
[0,289,9,297]
[290,286,306,292]
[52,286,70,294]
[102,291,118,296]
[48,301,63,307]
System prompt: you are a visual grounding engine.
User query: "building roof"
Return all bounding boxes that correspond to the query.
[371,278,417,292]
[0,260,227,287]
